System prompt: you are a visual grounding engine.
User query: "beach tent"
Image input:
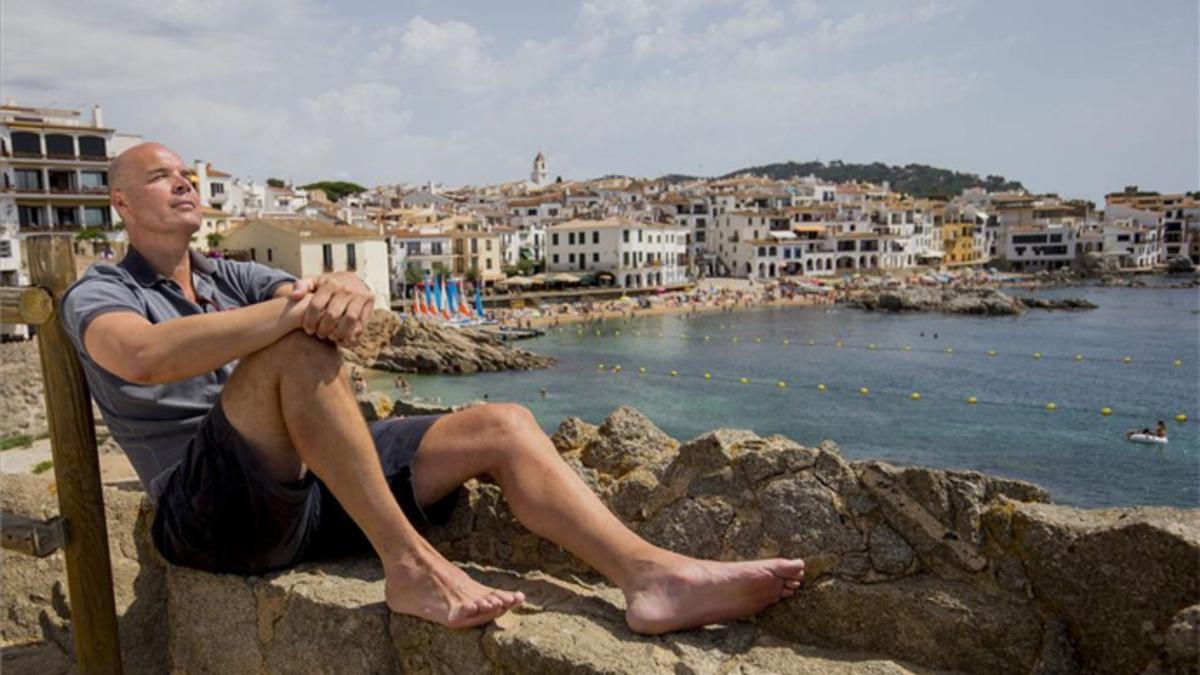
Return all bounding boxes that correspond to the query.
[498,276,533,288]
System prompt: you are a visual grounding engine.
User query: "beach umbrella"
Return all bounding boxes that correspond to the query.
[439,276,452,319]
[475,283,484,318]
[413,283,425,316]
[423,280,434,316]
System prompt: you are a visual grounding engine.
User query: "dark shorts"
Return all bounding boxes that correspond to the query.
[151,400,457,575]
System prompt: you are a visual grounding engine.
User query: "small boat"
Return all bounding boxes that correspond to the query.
[1125,432,1168,445]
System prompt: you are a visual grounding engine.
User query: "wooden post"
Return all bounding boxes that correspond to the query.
[26,234,123,674]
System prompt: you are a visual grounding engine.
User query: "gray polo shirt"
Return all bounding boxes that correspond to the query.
[61,247,295,500]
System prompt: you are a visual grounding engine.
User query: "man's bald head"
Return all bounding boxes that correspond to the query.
[110,142,183,193]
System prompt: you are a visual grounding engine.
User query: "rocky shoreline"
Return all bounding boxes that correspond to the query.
[4,405,1197,674]
[342,310,555,374]
[848,286,1097,316]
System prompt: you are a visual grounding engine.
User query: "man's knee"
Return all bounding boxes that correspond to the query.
[468,403,543,453]
[238,330,342,377]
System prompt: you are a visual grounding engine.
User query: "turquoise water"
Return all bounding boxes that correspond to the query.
[372,283,1200,509]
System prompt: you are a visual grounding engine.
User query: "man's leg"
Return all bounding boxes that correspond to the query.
[220,331,523,628]
[410,403,805,635]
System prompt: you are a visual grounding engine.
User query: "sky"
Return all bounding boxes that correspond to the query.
[3,0,1197,202]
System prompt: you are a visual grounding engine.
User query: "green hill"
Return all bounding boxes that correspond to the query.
[661,161,1024,198]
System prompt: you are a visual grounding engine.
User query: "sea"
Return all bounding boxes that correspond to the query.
[369,281,1200,509]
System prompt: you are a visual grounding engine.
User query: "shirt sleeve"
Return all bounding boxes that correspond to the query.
[60,267,146,362]
[219,260,297,304]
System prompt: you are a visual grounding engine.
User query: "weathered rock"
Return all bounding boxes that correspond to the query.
[350,314,556,374]
[985,500,1200,675]
[761,574,1043,674]
[1015,296,1098,311]
[581,406,678,478]
[551,416,600,454]
[852,287,1026,316]
[0,473,167,674]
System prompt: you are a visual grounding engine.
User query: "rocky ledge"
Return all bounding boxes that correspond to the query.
[343,310,555,374]
[4,407,1197,674]
[850,287,1097,315]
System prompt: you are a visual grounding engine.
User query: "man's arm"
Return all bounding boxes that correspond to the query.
[84,295,310,385]
[285,271,374,346]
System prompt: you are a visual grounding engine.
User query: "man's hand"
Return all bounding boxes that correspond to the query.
[289,272,374,346]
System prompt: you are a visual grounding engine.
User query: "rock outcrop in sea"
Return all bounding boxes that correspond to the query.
[5,406,1196,674]
[342,309,555,374]
[850,287,1097,315]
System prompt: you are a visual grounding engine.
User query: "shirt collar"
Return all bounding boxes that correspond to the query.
[120,245,216,287]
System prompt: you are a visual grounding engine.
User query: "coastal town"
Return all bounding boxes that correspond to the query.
[1,101,1198,341]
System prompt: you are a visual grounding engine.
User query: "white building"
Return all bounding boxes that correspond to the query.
[1001,223,1078,271]
[530,151,548,188]
[545,218,688,288]
[1,103,116,233]
[221,218,391,309]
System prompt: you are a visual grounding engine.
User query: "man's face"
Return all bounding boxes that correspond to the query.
[112,144,201,237]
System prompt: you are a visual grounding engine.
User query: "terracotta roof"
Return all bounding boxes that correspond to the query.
[549,217,686,231]
[199,206,228,217]
[235,218,382,240]
[205,163,232,178]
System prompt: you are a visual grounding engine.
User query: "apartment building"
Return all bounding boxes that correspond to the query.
[222,218,391,309]
[1,103,117,233]
[545,217,688,288]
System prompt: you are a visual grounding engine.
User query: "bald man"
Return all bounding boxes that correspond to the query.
[61,142,804,633]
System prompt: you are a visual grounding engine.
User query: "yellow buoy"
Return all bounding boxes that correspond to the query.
[595,330,601,335]
[754,337,762,343]
[614,330,621,336]
[868,343,876,350]
[783,339,790,345]
[669,370,678,377]
[1176,414,1189,423]
[1033,352,1041,359]
[638,367,646,374]
[777,380,787,388]
[966,396,978,405]
[732,336,740,343]
[818,383,827,392]
[1101,407,1112,416]
[903,346,913,352]
[704,372,712,380]
[577,330,583,335]
[1045,402,1057,411]
[1173,359,1183,368]
[808,340,816,346]
[987,350,997,357]
[596,363,605,369]
[740,377,749,384]
[1122,356,1132,364]
[836,341,844,348]
[657,332,664,337]
[945,347,954,354]
[1074,354,1083,362]
[703,335,710,341]
[613,365,622,372]
[859,387,870,396]
[911,392,921,401]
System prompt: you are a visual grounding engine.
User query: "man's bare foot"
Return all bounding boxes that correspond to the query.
[623,555,805,635]
[385,550,524,629]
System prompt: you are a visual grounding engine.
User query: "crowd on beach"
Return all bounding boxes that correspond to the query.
[495,279,838,329]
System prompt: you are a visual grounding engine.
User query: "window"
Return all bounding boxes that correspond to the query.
[45,134,74,159]
[347,243,357,270]
[568,232,575,245]
[83,207,109,227]
[210,183,225,197]
[80,171,107,190]
[527,208,537,216]
[552,233,559,246]
[623,251,630,266]
[14,169,42,191]
[11,131,40,157]
[406,241,421,255]
[623,230,630,243]
[486,259,493,270]
[431,242,443,255]
[552,254,559,264]
[78,136,107,159]
[267,248,273,262]
[251,248,257,261]
[593,252,599,263]
[592,231,599,244]
[569,253,576,263]
[637,230,643,243]
[56,207,78,227]
[0,240,10,258]
[471,238,478,254]
[18,205,44,228]
[485,239,492,251]
[322,244,333,270]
